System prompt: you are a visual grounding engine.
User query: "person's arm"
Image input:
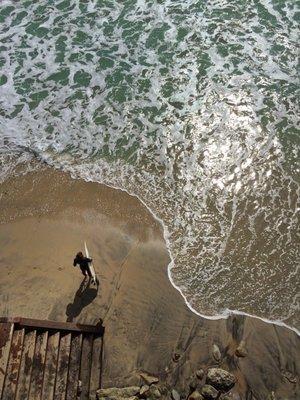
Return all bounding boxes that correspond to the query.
[73,258,77,266]
[86,258,92,263]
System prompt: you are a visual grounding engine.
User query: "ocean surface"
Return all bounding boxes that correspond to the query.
[0,0,299,330]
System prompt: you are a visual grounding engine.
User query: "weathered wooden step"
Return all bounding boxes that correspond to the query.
[15,329,36,400]
[1,328,25,400]
[54,333,72,400]
[66,333,82,400]
[0,322,13,398]
[42,331,60,400]
[80,333,94,400]
[90,335,103,396]
[0,317,104,400]
[29,330,48,400]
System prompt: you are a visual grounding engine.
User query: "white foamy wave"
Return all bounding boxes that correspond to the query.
[0,0,299,329]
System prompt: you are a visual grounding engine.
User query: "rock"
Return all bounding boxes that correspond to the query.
[171,389,181,400]
[98,397,139,400]
[282,370,297,383]
[235,347,247,358]
[96,386,140,399]
[157,385,168,396]
[201,385,218,400]
[212,344,222,362]
[189,390,204,400]
[140,372,159,385]
[77,380,82,396]
[140,385,150,397]
[235,341,247,357]
[195,369,205,380]
[189,377,199,391]
[206,368,236,392]
[150,387,161,399]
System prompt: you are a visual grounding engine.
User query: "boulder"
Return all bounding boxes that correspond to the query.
[157,385,168,396]
[140,372,159,385]
[171,389,181,400]
[235,341,247,358]
[189,377,199,391]
[96,386,140,399]
[77,380,82,396]
[188,390,204,400]
[201,385,218,400]
[282,370,297,383]
[212,344,221,362]
[98,397,139,400]
[195,369,205,380]
[150,387,161,399]
[206,368,236,392]
[97,396,139,400]
[140,385,150,397]
[173,352,181,362]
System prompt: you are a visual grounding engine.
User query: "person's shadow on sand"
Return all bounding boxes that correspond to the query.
[66,278,98,322]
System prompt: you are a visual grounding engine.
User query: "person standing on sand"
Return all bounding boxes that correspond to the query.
[73,251,92,279]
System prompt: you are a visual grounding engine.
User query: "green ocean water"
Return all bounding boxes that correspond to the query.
[0,0,299,329]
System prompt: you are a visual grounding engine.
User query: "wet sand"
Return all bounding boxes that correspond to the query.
[0,167,299,399]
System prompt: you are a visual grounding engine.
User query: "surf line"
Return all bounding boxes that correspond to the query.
[98,179,300,337]
[40,159,300,338]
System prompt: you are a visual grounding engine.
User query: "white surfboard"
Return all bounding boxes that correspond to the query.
[84,241,99,286]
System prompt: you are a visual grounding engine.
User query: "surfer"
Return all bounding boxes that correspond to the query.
[73,251,92,279]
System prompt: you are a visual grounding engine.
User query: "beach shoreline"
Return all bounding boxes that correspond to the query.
[68,164,300,336]
[0,165,299,398]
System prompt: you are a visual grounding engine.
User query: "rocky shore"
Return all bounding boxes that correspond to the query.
[0,166,299,399]
[96,367,236,400]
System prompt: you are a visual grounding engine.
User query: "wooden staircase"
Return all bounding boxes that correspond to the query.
[0,317,104,400]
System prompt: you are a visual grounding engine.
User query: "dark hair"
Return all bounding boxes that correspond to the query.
[76,252,84,258]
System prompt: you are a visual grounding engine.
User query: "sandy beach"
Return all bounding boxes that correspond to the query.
[0,166,299,399]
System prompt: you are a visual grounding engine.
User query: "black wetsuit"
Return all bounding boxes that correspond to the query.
[73,256,92,277]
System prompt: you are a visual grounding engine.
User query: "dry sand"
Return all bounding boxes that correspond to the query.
[0,167,299,399]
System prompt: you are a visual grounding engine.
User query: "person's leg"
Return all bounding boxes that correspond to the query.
[80,265,87,277]
[86,267,92,278]
[84,266,92,284]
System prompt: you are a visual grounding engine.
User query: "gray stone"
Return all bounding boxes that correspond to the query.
[157,385,168,396]
[235,341,247,357]
[195,369,205,380]
[172,352,181,362]
[151,388,161,399]
[140,372,159,385]
[282,370,297,383]
[189,377,199,391]
[189,390,204,400]
[97,386,140,399]
[171,389,181,400]
[206,368,236,392]
[98,398,139,400]
[201,385,218,400]
[212,344,222,362]
[77,380,82,396]
[140,385,150,397]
